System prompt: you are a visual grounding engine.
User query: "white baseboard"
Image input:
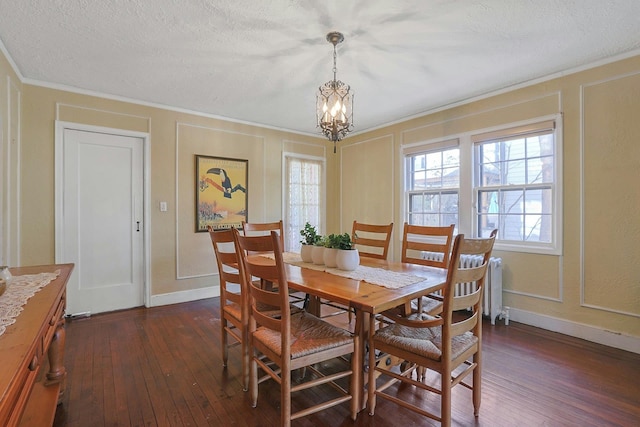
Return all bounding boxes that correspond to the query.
[149,286,220,307]
[507,307,640,354]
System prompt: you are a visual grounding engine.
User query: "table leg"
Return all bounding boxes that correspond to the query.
[305,295,322,317]
[45,316,67,404]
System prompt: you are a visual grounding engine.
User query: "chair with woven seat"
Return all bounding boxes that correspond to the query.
[233,229,361,427]
[367,230,497,426]
[208,227,250,391]
[401,223,455,315]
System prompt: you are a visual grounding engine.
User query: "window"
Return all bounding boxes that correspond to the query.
[403,117,562,254]
[284,155,324,252]
[405,142,459,230]
[473,120,557,248]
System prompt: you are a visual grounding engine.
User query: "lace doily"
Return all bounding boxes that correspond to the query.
[271,252,425,289]
[0,270,60,336]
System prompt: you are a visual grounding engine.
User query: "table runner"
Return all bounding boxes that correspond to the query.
[0,270,60,337]
[271,252,426,290]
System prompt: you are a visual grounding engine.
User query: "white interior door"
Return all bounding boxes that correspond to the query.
[59,127,145,315]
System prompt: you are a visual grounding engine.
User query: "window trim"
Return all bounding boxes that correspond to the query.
[282,152,326,252]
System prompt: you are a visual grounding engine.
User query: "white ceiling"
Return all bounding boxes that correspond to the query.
[1,1,639,136]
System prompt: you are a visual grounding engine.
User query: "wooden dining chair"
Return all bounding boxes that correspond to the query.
[233,229,360,427]
[367,230,497,426]
[352,221,394,260]
[401,223,455,315]
[208,227,250,391]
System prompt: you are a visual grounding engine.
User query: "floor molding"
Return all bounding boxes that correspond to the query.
[150,286,220,307]
[509,307,640,354]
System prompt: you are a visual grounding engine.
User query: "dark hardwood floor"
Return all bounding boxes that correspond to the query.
[53,298,640,427]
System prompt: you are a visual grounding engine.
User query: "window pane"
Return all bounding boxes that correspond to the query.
[409,193,424,212]
[505,138,526,161]
[412,170,426,189]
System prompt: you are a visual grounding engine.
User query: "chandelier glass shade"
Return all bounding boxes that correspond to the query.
[316,32,354,153]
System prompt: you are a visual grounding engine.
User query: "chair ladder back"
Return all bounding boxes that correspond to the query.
[442,230,497,335]
[242,220,285,249]
[352,221,394,260]
[209,228,246,306]
[401,223,455,268]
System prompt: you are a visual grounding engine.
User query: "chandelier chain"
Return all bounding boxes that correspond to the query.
[333,44,337,81]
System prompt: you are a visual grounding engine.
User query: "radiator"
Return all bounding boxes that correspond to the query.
[421,251,509,325]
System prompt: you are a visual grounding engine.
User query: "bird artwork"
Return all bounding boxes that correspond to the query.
[204,167,246,198]
[196,156,248,232]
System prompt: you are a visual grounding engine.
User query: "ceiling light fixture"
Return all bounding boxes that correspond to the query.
[316,31,354,153]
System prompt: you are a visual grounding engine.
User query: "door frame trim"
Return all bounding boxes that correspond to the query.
[54,121,151,308]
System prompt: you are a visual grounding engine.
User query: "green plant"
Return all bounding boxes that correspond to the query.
[315,235,328,247]
[299,222,321,245]
[325,233,340,248]
[334,232,355,250]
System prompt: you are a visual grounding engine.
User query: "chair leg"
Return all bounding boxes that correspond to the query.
[441,368,452,427]
[349,335,361,420]
[241,338,249,392]
[249,353,258,408]
[473,353,482,416]
[221,321,228,367]
[367,340,377,415]
[281,367,291,427]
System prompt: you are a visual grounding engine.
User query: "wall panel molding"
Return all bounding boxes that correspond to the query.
[175,121,265,280]
[580,71,640,318]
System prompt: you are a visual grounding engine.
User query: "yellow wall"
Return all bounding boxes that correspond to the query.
[339,55,640,344]
[1,43,638,350]
[14,80,334,297]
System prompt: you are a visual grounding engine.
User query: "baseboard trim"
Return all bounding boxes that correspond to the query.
[508,307,640,354]
[150,286,220,307]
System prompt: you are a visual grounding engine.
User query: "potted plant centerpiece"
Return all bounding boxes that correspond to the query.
[323,234,340,268]
[334,233,359,271]
[299,222,320,263]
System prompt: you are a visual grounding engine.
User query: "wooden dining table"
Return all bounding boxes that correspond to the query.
[278,254,448,410]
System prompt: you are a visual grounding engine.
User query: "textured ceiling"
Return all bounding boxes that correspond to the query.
[0,1,639,136]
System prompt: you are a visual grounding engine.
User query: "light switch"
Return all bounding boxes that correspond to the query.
[159,201,168,212]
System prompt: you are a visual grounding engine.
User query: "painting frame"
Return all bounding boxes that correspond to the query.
[195,154,248,232]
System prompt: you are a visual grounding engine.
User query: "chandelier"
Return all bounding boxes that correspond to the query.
[316,31,354,153]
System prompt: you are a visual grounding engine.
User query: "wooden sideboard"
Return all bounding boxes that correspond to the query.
[0,264,73,427]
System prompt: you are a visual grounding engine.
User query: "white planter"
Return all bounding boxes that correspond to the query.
[323,248,338,268]
[311,246,325,265]
[336,249,359,271]
[300,244,314,263]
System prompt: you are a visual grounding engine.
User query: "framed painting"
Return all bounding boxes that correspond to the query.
[195,155,248,232]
